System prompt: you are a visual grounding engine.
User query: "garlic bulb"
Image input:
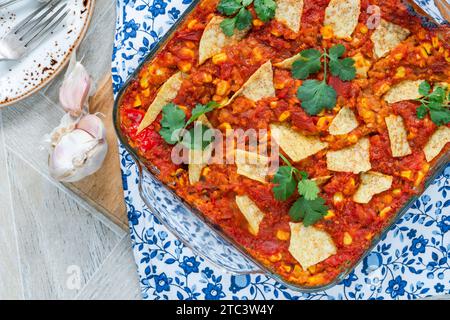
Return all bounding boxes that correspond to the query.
[48,114,108,182]
[59,53,93,117]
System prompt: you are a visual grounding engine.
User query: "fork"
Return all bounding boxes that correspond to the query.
[0,0,69,61]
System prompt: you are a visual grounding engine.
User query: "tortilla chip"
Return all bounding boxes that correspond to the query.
[288,223,337,270]
[188,118,213,184]
[385,115,412,157]
[328,107,359,135]
[270,124,328,162]
[198,16,248,65]
[423,126,450,162]
[137,72,184,133]
[384,80,424,104]
[353,171,393,204]
[371,19,410,58]
[274,53,301,70]
[324,0,361,38]
[225,61,275,106]
[235,195,265,236]
[235,149,270,183]
[352,52,371,78]
[326,137,372,173]
[275,0,304,33]
[312,176,332,187]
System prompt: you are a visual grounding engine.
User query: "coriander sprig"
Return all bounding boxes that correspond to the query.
[217,0,276,36]
[159,102,218,150]
[293,44,356,116]
[272,154,328,227]
[416,81,450,126]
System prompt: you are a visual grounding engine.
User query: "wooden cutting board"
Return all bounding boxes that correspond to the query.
[64,74,128,230]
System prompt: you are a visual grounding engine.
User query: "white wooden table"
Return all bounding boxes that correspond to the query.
[0,1,141,300]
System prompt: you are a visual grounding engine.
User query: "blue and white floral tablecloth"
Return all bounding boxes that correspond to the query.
[112,0,449,300]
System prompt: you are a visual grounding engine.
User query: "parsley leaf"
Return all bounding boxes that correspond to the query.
[297,179,320,201]
[253,0,276,22]
[273,166,297,201]
[328,44,356,81]
[291,49,322,80]
[235,8,253,31]
[220,17,237,36]
[160,103,186,144]
[181,123,215,150]
[289,197,328,227]
[297,80,337,115]
[416,81,450,126]
[217,0,242,15]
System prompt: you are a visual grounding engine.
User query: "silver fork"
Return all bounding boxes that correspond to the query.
[0,0,69,61]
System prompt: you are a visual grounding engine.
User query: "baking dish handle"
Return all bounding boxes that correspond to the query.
[134,159,262,275]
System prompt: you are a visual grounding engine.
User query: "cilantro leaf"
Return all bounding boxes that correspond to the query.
[220,17,237,36]
[328,44,356,81]
[418,81,431,96]
[416,104,428,119]
[297,179,320,201]
[429,103,450,125]
[273,166,297,201]
[235,7,253,31]
[217,0,242,16]
[328,44,345,59]
[297,80,337,115]
[329,57,356,81]
[159,103,186,144]
[242,0,253,6]
[289,197,328,227]
[429,86,446,103]
[291,49,322,80]
[187,101,218,126]
[254,0,276,22]
[181,123,215,150]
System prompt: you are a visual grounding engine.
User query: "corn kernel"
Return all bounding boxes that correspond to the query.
[212,53,227,64]
[400,170,413,180]
[201,72,213,83]
[292,265,303,277]
[276,230,290,241]
[270,101,278,109]
[317,116,332,130]
[392,188,401,197]
[379,206,392,219]
[253,19,264,27]
[348,134,359,143]
[432,36,440,48]
[252,47,264,61]
[179,47,195,59]
[333,192,344,204]
[215,80,230,96]
[218,122,232,131]
[321,25,333,39]
[445,50,450,63]
[376,83,391,96]
[414,171,425,187]
[269,253,282,262]
[394,53,404,60]
[360,25,368,34]
[365,233,373,240]
[419,47,429,59]
[178,61,192,73]
[202,167,211,177]
[343,232,353,245]
[395,66,406,79]
[422,163,430,173]
[140,77,149,89]
[133,95,142,107]
[270,28,281,37]
[187,19,197,30]
[278,111,291,122]
[324,210,335,220]
[282,265,292,273]
[274,81,286,90]
[142,88,150,97]
[384,194,393,205]
[422,42,432,54]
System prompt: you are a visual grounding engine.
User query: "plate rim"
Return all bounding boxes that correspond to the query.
[0,0,96,108]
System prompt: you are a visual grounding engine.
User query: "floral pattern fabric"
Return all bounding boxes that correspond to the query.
[112,0,449,300]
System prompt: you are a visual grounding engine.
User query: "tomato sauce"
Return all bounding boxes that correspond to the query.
[119,0,450,287]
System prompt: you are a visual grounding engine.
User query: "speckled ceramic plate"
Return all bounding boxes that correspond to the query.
[0,0,95,107]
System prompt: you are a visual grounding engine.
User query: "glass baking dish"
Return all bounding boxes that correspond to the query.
[113,0,449,292]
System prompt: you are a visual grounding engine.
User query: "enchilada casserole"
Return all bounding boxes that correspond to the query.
[119,0,450,287]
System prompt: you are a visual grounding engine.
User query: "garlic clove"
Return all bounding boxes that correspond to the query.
[59,53,92,117]
[76,114,106,140]
[49,128,108,183]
